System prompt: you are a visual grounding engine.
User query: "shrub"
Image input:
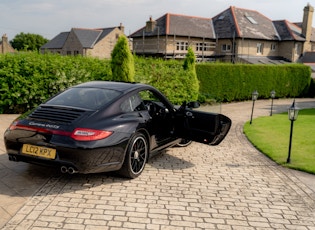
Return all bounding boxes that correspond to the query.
[0,52,112,113]
[111,36,135,82]
[0,52,313,114]
[135,56,199,104]
[196,63,311,102]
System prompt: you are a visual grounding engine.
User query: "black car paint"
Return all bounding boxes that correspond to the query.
[4,81,231,175]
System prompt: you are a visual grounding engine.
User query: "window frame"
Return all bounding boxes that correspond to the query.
[221,44,231,52]
[256,43,263,54]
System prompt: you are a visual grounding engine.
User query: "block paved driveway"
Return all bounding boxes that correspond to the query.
[1,98,315,229]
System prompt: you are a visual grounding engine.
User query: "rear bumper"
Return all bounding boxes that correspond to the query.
[4,127,131,174]
[6,143,127,174]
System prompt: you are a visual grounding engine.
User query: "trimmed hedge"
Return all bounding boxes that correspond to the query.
[196,63,312,102]
[0,52,313,114]
[0,52,112,113]
[0,53,199,113]
[134,56,199,105]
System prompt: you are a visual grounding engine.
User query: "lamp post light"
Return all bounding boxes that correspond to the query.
[250,90,259,125]
[287,100,299,164]
[270,90,276,116]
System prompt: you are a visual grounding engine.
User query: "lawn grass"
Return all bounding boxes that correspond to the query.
[244,109,315,174]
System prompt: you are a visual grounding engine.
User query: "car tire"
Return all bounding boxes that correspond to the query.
[176,139,192,147]
[119,133,148,179]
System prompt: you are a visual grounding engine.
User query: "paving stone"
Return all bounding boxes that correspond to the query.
[1,99,315,229]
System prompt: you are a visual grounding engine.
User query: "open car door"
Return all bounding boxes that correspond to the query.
[174,108,232,146]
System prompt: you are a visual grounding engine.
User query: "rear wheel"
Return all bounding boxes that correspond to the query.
[119,133,148,179]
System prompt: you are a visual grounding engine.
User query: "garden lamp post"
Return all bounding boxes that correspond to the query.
[250,90,259,125]
[270,90,276,116]
[287,100,299,163]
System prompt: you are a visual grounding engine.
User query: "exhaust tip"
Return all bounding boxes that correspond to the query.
[60,166,68,174]
[68,167,78,174]
[60,166,78,174]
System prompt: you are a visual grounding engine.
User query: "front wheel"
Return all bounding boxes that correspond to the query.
[176,139,192,147]
[119,133,148,179]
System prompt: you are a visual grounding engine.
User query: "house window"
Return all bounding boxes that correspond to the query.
[196,43,212,51]
[67,51,72,55]
[176,42,188,51]
[270,44,276,51]
[221,44,231,52]
[245,14,258,24]
[74,51,79,55]
[257,43,263,54]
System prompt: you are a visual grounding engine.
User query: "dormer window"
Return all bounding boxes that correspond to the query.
[245,14,258,24]
[218,15,225,20]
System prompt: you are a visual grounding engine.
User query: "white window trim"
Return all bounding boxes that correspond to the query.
[257,43,263,54]
[176,41,188,51]
[221,44,231,52]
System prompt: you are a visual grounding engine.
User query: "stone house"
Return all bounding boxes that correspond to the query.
[40,24,125,59]
[214,4,315,63]
[130,4,315,64]
[0,34,15,54]
[130,14,216,61]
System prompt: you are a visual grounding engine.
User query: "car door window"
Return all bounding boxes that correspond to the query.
[138,89,175,142]
[138,90,170,115]
[120,94,146,113]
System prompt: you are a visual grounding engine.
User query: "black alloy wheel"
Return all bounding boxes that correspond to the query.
[119,133,148,178]
[176,139,192,147]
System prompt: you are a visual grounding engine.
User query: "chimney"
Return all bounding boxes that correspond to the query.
[2,34,8,43]
[119,23,125,33]
[145,16,156,33]
[302,3,314,41]
[1,34,8,53]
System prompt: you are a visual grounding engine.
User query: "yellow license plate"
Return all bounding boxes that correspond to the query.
[22,144,56,159]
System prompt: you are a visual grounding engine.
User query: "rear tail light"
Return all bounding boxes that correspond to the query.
[9,121,112,141]
[9,121,70,136]
[9,121,19,130]
[70,128,113,141]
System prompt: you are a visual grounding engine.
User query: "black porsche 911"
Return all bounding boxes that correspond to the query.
[4,81,231,178]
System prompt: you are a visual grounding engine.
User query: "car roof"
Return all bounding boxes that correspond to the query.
[74,81,151,93]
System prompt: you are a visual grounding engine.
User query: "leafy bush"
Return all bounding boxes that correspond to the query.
[0,52,112,113]
[0,52,313,114]
[196,63,312,102]
[111,36,135,82]
[134,56,199,104]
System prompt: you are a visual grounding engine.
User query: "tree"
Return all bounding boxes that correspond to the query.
[183,47,199,100]
[10,32,49,51]
[183,46,196,71]
[111,35,135,82]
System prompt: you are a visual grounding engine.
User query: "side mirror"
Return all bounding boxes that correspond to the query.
[187,101,200,109]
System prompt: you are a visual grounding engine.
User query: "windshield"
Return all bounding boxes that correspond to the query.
[45,87,121,110]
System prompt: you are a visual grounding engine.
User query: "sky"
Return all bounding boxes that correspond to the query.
[1,0,314,40]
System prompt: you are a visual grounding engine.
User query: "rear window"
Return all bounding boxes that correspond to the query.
[46,87,121,110]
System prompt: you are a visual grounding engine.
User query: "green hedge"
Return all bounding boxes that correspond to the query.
[0,53,199,113]
[0,53,313,114]
[134,57,199,105]
[0,52,112,113]
[196,63,312,102]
